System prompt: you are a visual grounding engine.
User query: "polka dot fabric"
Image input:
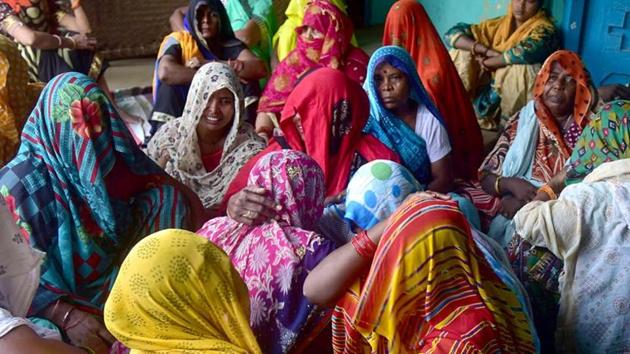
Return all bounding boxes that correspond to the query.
[344,160,422,230]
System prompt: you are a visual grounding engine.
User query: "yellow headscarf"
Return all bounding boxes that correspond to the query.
[273,0,355,61]
[470,1,555,52]
[0,35,42,166]
[104,229,262,354]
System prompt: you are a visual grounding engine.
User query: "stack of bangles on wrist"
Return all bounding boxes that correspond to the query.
[351,230,377,259]
[538,184,558,200]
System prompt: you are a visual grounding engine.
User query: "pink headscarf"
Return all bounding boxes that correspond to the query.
[197,150,326,345]
[257,0,367,114]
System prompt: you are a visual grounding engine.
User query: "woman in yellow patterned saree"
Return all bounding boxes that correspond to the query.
[0,34,40,166]
[104,229,262,354]
[446,0,559,130]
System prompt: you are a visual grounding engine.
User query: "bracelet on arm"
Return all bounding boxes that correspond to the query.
[538,184,558,200]
[61,306,76,329]
[351,230,377,259]
[68,36,76,49]
[48,299,62,319]
[52,34,63,48]
[494,176,503,196]
[71,0,81,10]
[78,346,96,354]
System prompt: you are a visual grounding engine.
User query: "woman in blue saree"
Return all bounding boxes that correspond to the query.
[0,72,200,351]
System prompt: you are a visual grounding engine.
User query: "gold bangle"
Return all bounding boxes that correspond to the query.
[538,184,558,200]
[494,176,503,196]
[79,346,96,354]
[52,34,63,48]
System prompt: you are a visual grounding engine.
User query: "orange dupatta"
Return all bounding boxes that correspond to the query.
[532,50,597,156]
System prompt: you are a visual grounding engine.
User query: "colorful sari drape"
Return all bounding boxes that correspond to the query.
[333,197,538,353]
[152,0,245,123]
[383,0,483,180]
[445,1,559,129]
[0,73,192,314]
[225,0,277,67]
[147,62,265,209]
[461,50,599,223]
[224,67,399,202]
[363,46,445,185]
[199,150,336,354]
[272,0,353,61]
[566,99,630,184]
[104,229,262,354]
[0,35,41,166]
[0,1,106,82]
[258,0,368,115]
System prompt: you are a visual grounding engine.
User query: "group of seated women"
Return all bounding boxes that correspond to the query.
[0,0,628,353]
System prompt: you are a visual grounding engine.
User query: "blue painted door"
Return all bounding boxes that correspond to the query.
[563,0,630,86]
[564,0,630,86]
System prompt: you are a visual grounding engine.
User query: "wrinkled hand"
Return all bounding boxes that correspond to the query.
[227,187,281,225]
[598,84,630,102]
[71,34,96,50]
[503,177,537,202]
[64,309,115,354]
[499,195,526,219]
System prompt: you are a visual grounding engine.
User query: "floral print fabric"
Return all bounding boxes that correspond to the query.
[198,150,335,354]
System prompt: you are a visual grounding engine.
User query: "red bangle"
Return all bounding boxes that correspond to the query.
[351,230,377,259]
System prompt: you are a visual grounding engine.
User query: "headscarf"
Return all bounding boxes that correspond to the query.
[0,195,44,320]
[566,100,630,184]
[532,50,598,155]
[0,73,191,313]
[223,67,399,202]
[471,0,555,53]
[258,0,367,114]
[364,46,445,185]
[332,197,538,353]
[272,0,351,61]
[198,150,331,353]
[104,229,262,354]
[0,35,41,166]
[152,0,240,104]
[382,1,483,180]
[184,0,238,59]
[344,160,421,230]
[147,62,265,209]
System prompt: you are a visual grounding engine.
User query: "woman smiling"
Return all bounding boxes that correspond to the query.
[147,62,265,215]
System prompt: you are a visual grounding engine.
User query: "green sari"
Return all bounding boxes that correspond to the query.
[225,0,277,67]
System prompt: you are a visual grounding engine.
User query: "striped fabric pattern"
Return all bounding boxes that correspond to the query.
[333,198,537,353]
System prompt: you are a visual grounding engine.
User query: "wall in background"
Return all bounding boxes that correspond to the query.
[366,0,565,39]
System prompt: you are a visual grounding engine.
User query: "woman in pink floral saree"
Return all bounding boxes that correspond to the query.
[197,149,336,354]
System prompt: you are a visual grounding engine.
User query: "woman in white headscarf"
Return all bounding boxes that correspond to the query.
[147,61,265,214]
